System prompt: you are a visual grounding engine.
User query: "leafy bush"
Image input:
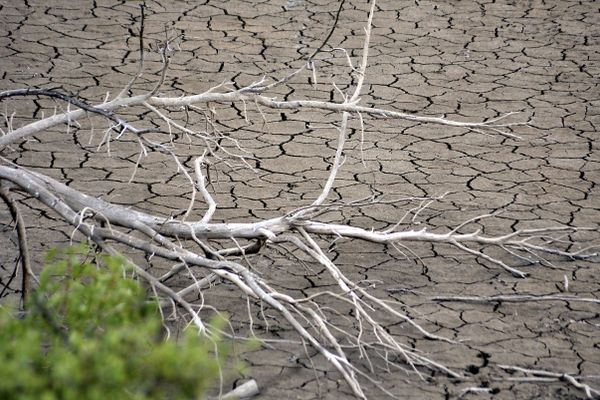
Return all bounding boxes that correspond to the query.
[0,246,230,400]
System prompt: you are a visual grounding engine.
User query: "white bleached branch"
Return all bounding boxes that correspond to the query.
[0,0,596,397]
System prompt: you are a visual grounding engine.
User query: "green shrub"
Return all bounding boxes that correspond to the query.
[0,246,229,400]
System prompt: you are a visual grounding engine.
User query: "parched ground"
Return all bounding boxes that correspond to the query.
[0,0,599,399]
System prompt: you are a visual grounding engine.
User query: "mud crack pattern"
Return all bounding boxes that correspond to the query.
[0,0,599,399]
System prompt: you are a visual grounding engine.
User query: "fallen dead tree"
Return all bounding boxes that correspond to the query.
[0,1,598,398]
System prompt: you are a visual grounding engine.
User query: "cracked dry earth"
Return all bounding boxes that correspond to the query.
[1,0,599,399]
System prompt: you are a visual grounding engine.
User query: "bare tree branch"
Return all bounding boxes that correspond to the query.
[432,294,600,305]
[498,365,600,399]
[0,1,596,397]
[0,180,33,303]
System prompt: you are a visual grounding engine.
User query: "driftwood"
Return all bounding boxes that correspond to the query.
[0,1,597,398]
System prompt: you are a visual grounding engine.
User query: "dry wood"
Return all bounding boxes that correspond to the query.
[0,1,597,398]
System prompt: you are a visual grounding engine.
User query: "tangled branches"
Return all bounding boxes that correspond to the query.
[1,1,598,398]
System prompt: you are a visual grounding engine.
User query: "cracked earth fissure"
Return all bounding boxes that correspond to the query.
[0,0,599,399]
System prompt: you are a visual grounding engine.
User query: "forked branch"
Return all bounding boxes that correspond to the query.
[0,1,596,398]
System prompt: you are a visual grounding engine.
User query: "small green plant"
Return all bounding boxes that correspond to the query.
[0,246,230,400]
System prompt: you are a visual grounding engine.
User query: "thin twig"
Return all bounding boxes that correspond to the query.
[305,0,347,62]
[498,365,600,399]
[0,180,35,304]
[432,294,600,305]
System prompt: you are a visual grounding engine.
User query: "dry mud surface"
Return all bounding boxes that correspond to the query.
[1,0,599,399]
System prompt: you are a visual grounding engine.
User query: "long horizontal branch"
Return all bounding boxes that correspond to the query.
[152,93,524,136]
[0,85,522,148]
[296,221,591,256]
[0,89,118,122]
[0,93,144,147]
[1,165,591,281]
[432,294,600,305]
[1,165,589,253]
[6,165,577,245]
[498,365,600,399]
